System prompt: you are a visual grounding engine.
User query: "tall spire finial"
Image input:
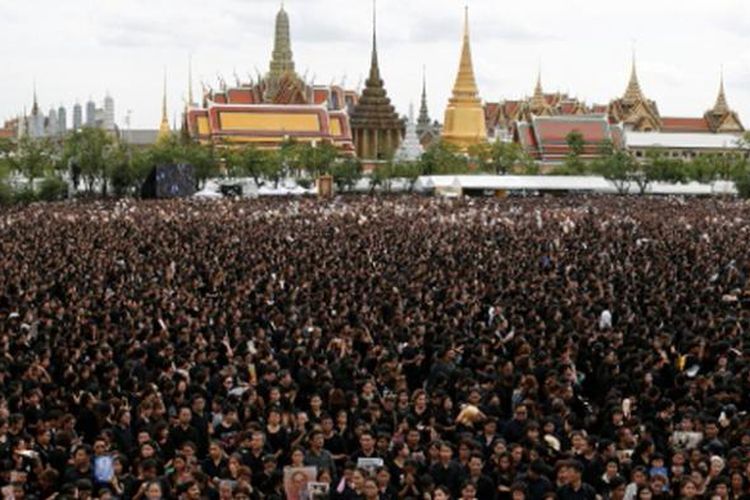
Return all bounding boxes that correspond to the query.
[367,0,382,84]
[269,1,295,77]
[158,68,171,141]
[530,62,548,113]
[450,5,479,101]
[713,67,729,115]
[624,46,645,102]
[418,65,431,128]
[464,5,469,38]
[188,55,194,106]
[535,62,543,94]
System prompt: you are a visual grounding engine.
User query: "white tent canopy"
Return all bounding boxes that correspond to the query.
[418,175,737,196]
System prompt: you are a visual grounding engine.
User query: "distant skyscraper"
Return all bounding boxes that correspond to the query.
[47,108,58,136]
[58,106,67,134]
[73,103,83,130]
[103,94,115,130]
[85,100,96,127]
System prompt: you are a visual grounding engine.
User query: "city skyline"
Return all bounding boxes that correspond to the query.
[2,0,749,129]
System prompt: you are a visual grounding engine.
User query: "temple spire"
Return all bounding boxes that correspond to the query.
[188,56,194,106]
[269,1,295,77]
[441,6,486,150]
[349,0,403,160]
[450,6,480,101]
[624,50,644,102]
[713,69,729,115]
[418,65,431,128]
[530,65,547,111]
[158,70,171,141]
[368,0,381,85]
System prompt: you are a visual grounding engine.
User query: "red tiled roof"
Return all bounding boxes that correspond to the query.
[504,101,521,117]
[516,116,616,163]
[313,88,329,105]
[660,116,711,133]
[485,102,499,119]
[0,129,13,139]
[227,88,254,105]
[534,118,608,144]
[558,102,578,115]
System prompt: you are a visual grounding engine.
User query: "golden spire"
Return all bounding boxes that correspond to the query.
[450,6,480,103]
[441,6,487,151]
[624,50,645,102]
[188,56,194,107]
[530,65,547,112]
[158,70,171,141]
[713,69,729,115]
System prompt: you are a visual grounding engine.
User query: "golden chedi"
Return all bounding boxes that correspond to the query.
[441,7,487,151]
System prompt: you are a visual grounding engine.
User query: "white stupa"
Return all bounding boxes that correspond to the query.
[394,103,424,162]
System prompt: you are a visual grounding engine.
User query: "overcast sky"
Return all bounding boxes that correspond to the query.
[2,0,749,129]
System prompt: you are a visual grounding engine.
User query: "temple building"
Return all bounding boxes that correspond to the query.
[485,71,589,141]
[608,57,744,134]
[416,70,441,147]
[394,104,424,162]
[349,3,403,161]
[441,7,487,151]
[187,4,357,152]
[515,115,624,165]
[608,56,661,132]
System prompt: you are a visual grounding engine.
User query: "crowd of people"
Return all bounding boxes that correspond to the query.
[0,195,748,500]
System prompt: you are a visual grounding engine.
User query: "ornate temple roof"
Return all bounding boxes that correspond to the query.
[529,70,550,114]
[349,2,402,131]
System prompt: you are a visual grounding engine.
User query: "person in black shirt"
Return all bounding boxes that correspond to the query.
[465,452,495,500]
[168,407,200,459]
[557,460,597,500]
[201,440,228,484]
[429,442,464,497]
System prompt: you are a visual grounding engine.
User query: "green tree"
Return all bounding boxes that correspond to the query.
[734,162,750,198]
[592,141,635,194]
[10,136,54,187]
[0,156,11,205]
[330,157,363,192]
[262,150,286,188]
[226,145,267,186]
[63,128,114,194]
[392,161,422,192]
[644,151,687,185]
[106,143,144,197]
[369,162,394,193]
[566,130,585,157]
[180,142,218,189]
[0,137,14,156]
[419,141,468,175]
[561,130,587,174]
[38,175,68,201]
[470,141,524,175]
[296,142,339,179]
